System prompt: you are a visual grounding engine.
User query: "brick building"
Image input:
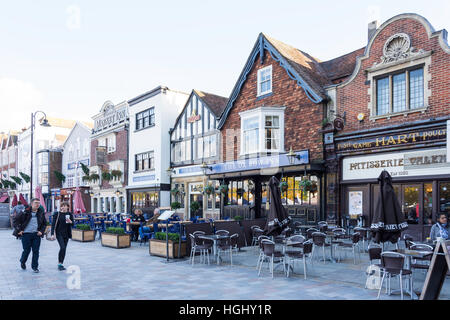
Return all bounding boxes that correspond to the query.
[89,101,129,214]
[208,33,332,223]
[324,13,450,240]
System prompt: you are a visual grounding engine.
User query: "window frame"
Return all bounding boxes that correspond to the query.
[135,107,155,131]
[257,65,273,97]
[134,151,155,173]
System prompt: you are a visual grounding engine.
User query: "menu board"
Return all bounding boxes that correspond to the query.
[348,191,363,218]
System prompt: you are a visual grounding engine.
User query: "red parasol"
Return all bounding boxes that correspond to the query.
[73,187,86,215]
[11,194,18,207]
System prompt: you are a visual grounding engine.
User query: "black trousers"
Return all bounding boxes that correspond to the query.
[20,232,41,270]
[56,234,69,264]
[131,225,140,241]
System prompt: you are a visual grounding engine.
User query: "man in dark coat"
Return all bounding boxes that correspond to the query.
[371,170,408,243]
[265,176,290,237]
[13,198,47,272]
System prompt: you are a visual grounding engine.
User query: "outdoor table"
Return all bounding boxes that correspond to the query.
[197,234,230,264]
[391,248,433,299]
[74,217,89,221]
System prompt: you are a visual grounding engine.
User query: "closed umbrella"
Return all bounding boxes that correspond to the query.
[370,170,408,243]
[264,176,290,237]
[11,194,18,207]
[73,187,86,215]
[35,186,47,212]
[19,193,28,206]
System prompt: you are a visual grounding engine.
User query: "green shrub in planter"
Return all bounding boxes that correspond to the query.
[203,185,214,195]
[76,224,91,231]
[219,184,228,194]
[154,232,180,242]
[279,181,288,192]
[171,201,181,210]
[233,215,243,221]
[106,227,125,234]
[299,179,312,192]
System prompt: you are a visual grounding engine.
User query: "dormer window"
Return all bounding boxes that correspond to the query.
[257,65,272,96]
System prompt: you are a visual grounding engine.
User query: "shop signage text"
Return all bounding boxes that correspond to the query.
[343,148,450,181]
[337,128,446,152]
[94,104,128,133]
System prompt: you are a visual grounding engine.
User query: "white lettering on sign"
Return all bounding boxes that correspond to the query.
[94,106,128,132]
[343,148,450,181]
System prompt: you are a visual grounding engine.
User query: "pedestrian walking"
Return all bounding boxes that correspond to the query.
[10,203,25,236]
[50,201,73,271]
[13,198,47,273]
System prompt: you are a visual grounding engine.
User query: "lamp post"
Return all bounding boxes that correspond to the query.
[30,111,50,199]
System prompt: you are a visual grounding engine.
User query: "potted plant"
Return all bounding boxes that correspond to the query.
[111,169,122,180]
[149,232,187,258]
[233,215,243,221]
[310,181,318,195]
[218,184,228,195]
[190,201,201,216]
[101,171,112,181]
[203,185,214,195]
[299,179,313,192]
[72,224,95,242]
[279,181,288,193]
[101,227,130,248]
[89,173,100,183]
[171,201,182,210]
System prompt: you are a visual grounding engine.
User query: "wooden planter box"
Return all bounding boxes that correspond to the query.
[149,239,187,258]
[101,233,131,248]
[72,229,95,242]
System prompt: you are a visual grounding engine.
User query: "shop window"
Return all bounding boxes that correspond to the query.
[281,175,319,206]
[265,115,280,150]
[132,191,159,209]
[423,183,433,225]
[439,182,450,215]
[242,116,259,154]
[135,151,154,172]
[136,107,155,130]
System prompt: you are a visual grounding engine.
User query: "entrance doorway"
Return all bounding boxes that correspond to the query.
[188,182,203,219]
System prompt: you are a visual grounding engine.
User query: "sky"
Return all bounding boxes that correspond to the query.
[1,0,449,132]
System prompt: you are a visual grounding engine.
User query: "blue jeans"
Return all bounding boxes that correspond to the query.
[20,232,41,270]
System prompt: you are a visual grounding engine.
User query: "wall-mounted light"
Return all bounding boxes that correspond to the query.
[286,147,301,166]
[200,162,212,175]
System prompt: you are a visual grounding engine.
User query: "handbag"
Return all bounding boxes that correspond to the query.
[46,212,59,241]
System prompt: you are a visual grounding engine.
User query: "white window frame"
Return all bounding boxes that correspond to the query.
[239,106,285,156]
[257,65,273,97]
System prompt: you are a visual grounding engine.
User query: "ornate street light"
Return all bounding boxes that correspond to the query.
[200,162,212,176]
[286,146,301,166]
[30,111,51,198]
[166,167,174,177]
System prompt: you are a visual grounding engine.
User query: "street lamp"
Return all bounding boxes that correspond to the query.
[200,162,212,176]
[286,147,301,166]
[166,167,174,177]
[30,111,51,198]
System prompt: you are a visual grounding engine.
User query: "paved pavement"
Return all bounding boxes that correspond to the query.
[0,229,448,300]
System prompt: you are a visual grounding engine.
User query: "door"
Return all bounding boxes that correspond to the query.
[188,182,204,218]
[344,185,370,227]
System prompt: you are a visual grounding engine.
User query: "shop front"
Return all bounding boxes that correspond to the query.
[170,165,220,220]
[209,150,325,224]
[127,186,161,216]
[336,120,449,241]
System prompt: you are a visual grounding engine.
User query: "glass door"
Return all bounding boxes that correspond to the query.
[402,185,421,225]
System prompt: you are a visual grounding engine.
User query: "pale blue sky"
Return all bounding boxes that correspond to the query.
[1,0,449,131]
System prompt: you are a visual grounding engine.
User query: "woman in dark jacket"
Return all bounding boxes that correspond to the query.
[50,201,73,271]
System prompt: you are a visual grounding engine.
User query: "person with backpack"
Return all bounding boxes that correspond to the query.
[50,201,73,271]
[13,198,47,273]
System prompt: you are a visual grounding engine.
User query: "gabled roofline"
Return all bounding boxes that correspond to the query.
[63,122,92,149]
[337,13,450,88]
[217,33,324,129]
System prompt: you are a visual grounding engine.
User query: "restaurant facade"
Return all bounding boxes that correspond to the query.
[325,13,450,241]
[89,100,129,214]
[208,33,330,224]
[169,90,227,220]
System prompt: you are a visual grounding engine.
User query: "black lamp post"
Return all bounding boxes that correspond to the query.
[30,111,50,199]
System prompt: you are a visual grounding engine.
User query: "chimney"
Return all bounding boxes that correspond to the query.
[368,20,379,42]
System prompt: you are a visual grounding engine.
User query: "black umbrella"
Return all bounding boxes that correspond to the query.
[264,176,290,237]
[371,170,408,243]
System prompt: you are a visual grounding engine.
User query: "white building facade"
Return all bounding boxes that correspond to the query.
[127,86,188,215]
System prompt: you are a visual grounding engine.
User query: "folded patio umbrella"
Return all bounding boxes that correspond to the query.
[19,193,28,206]
[370,170,408,243]
[35,185,47,212]
[11,194,18,207]
[73,187,86,214]
[264,176,290,237]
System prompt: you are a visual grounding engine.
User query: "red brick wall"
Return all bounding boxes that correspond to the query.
[220,50,324,161]
[90,129,128,188]
[336,17,450,133]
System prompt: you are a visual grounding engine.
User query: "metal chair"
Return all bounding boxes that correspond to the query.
[189,233,213,266]
[216,235,234,266]
[258,239,286,278]
[251,226,264,246]
[311,232,330,264]
[215,229,230,236]
[353,227,368,252]
[336,232,361,264]
[410,243,433,273]
[402,234,415,249]
[230,233,239,252]
[377,251,413,300]
[256,235,270,270]
[318,221,328,233]
[365,243,383,289]
[285,240,313,279]
[293,221,303,235]
[306,228,319,240]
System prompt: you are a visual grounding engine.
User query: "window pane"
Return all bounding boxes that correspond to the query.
[410,68,424,109]
[377,77,390,115]
[440,182,450,215]
[393,73,406,112]
[424,183,433,225]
